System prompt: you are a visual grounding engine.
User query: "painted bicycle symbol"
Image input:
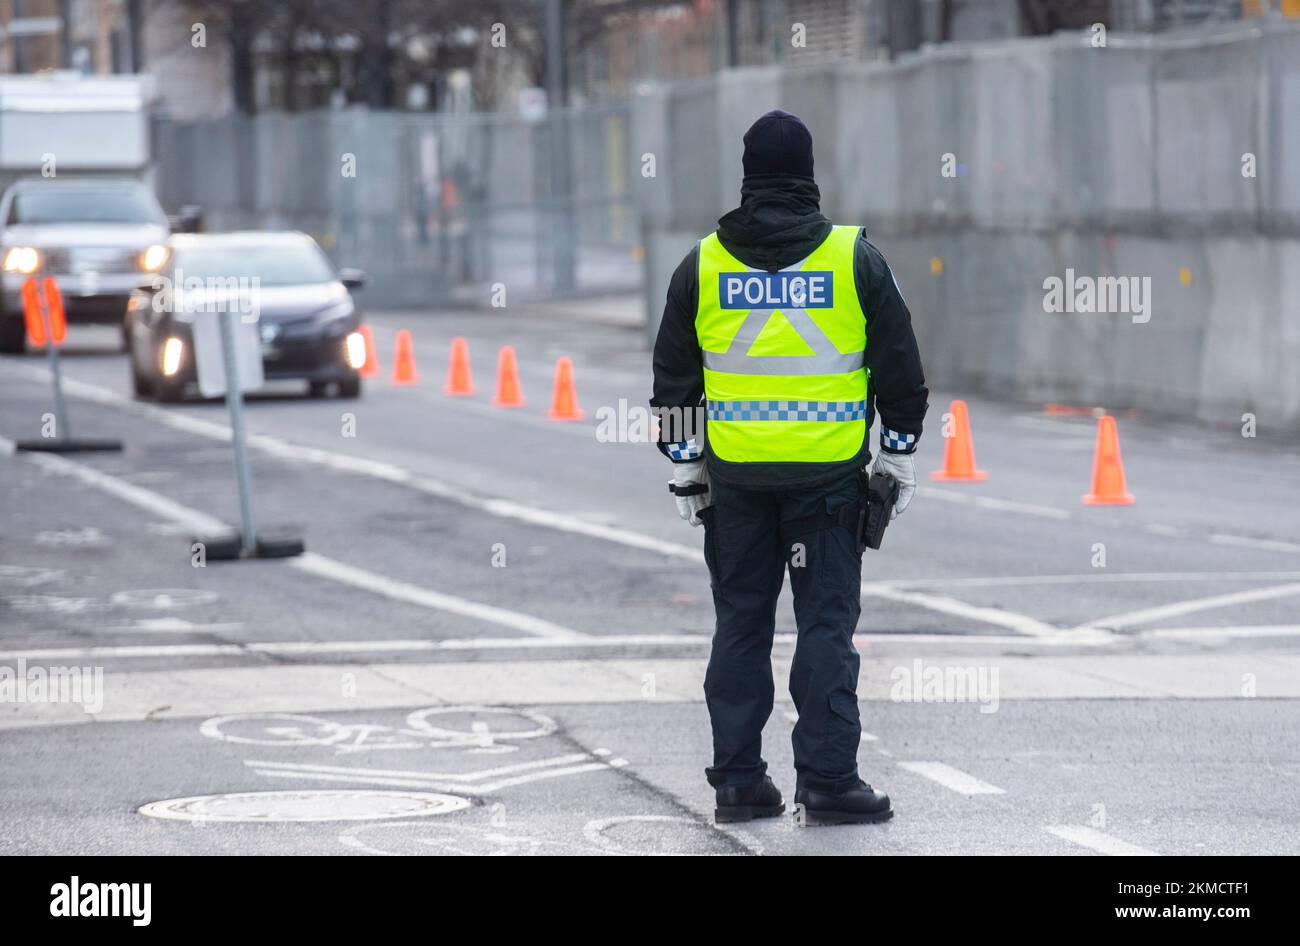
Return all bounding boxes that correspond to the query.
[200,705,558,755]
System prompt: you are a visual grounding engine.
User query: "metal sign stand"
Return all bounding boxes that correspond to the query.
[14,276,122,453]
[196,308,304,561]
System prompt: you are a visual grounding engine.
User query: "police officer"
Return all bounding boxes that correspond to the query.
[651,110,928,825]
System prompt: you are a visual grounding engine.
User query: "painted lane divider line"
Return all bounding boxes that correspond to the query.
[1075,581,1300,633]
[2,363,705,563]
[290,553,586,641]
[896,761,1006,796]
[1045,825,1159,856]
[862,585,1088,640]
[0,432,588,641]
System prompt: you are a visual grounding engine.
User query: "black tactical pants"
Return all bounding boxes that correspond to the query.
[700,469,864,793]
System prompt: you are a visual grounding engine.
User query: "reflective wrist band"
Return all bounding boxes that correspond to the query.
[881,427,917,453]
[665,438,702,461]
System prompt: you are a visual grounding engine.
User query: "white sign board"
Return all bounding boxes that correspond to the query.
[191,312,265,399]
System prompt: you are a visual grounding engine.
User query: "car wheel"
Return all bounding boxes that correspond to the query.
[0,315,25,354]
[131,362,151,398]
[308,381,330,398]
[337,376,361,399]
[127,335,151,398]
[153,375,184,403]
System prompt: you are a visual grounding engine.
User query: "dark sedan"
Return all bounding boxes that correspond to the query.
[126,232,368,401]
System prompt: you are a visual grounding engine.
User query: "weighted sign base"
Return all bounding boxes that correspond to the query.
[197,528,305,561]
[14,438,124,453]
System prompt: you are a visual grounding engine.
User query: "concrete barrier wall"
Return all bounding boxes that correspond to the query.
[633,23,1300,431]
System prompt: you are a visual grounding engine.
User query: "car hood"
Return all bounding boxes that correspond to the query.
[4,223,169,248]
[177,282,352,322]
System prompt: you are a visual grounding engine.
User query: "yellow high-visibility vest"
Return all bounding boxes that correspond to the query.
[696,225,867,463]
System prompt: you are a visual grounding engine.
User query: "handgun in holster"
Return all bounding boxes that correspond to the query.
[857,469,899,552]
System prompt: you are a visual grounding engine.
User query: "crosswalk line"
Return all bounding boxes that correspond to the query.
[896,761,1005,795]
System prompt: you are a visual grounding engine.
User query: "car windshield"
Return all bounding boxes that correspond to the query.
[10,187,165,225]
[172,242,336,287]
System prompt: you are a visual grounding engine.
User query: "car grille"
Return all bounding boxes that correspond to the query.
[42,246,140,275]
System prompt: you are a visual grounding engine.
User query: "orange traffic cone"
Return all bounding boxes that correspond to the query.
[390,329,418,385]
[358,324,379,378]
[546,356,584,420]
[444,336,474,396]
[930,399,987,481]
[492,345,525,407]
[1082,415,1135,505]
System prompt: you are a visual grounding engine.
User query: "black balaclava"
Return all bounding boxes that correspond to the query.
[741,109,815,179]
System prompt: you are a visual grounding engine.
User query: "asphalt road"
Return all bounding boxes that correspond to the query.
[2,309,1300,856]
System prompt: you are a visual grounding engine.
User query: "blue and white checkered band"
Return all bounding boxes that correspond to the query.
[880,426,917,453]
[667,438,702,461]
[706,400,868,422]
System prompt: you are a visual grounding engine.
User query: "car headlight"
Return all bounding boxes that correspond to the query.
[344,331,367,370]
[161,337,185,376]
[140,244,168,272]
[3,246,40,274]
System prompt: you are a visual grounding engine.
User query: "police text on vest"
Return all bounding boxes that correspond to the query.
[719,271,834,309]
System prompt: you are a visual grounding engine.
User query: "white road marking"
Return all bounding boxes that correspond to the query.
[1140,624,1300,641]
[1045,824,1159,856]
[0,627,1120,663]
[101,618,244,634]
[922,486,1071,520]
[1143,523,1185,537]
[0,431,587,640]
[2,364,705,563]
[249,760,612,794]
[863,585,1087,639]
[896,761,1006,795]
[290,553,585,640]
[244,753,595,783]
[1080,582,1300,631]
[1210,533,1300,555]
[876,571,1300,589]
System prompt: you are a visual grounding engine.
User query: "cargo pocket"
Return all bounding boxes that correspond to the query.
[819,493,865,597]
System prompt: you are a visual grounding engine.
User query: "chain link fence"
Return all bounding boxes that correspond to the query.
[152,104,641,309]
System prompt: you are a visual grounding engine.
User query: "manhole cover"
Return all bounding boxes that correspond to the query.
[138,789,470,823]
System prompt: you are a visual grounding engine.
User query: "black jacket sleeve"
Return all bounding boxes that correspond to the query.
[855,232,929,454]
[650,244,705,462]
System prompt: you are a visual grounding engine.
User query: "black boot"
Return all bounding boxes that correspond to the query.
[794,780,893,825]
[714,775,786,823]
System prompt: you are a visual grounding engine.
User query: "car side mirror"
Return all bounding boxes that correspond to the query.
[338,268,367,290]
